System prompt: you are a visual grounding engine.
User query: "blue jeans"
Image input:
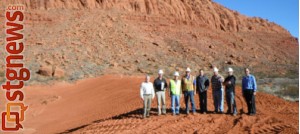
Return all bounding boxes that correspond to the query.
[183,91,196,113]
[171,95,180,114]
[226,91,237,114]
[213,89,224,112]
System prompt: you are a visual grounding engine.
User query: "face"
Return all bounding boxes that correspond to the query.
[228,71,233,76]
[145,76,150,82]
[174,76,178,80]
[213,71,218,75]
[186,71,190,76]
[245,69,250,75]
[200,70,204,76]
[158,74,163,78]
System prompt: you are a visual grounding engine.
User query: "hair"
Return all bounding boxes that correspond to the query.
[199,69,204,72]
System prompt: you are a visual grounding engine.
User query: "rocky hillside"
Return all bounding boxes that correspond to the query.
[0,0,298,84]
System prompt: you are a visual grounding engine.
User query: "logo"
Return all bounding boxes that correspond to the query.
[2,4,29,131]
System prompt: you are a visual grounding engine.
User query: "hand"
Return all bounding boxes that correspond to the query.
[228,81,231,85]
[253,92,256,96]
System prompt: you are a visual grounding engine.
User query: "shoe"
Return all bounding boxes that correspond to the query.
[173,113,176,116]
[176,113,180,115]
[203,112,206,114]
[233,113,237,116]
[192,112,196,115]
[162,113,166,115]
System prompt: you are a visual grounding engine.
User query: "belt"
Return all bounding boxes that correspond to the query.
[143,94,151,96]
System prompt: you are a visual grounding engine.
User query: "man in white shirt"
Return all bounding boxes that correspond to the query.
[140,75,155,118]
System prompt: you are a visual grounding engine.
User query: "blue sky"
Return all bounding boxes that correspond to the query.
[213,0,299,38]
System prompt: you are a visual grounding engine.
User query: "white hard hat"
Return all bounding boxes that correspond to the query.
[228,67,233,72]
[158,69,164,74]
[213,67,219,72]
[186,67,191,72]
[174,71,180,76]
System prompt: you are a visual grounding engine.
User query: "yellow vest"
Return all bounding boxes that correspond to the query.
[170,79,181,95]
[182,75,194,91]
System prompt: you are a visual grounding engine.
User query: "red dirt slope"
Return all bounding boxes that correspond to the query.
[0,75,296,134]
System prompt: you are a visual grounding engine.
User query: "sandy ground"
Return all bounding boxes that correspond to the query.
[0,75,298,134]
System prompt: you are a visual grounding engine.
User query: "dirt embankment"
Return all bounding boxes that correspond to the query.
[0,75,296,134]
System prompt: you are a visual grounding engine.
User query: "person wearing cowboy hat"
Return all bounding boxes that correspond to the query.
[224,67,237,116]
[211,67,225,114]
[181,67,196,115]
[153,69,168,115]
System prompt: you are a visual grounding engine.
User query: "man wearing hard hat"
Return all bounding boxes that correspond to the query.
[153,69,168,115]
[181,67,196,115]
[211,67,225,113]
[224,67,237,116]
[169,71,182,115]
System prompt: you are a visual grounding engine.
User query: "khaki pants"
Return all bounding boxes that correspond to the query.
[156,91,166,114]
[143,94,152,117]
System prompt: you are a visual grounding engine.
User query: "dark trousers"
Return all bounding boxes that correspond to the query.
[183,91,196,113]
[226,91,237,114]
[243,90,256,114]
[198,91,207,113]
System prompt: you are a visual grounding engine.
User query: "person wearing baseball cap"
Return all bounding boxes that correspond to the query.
[224,67,237,116]
[211,67,225,114]
[153,69,168,115]
[169,71,182,115]
[181,67,196,115]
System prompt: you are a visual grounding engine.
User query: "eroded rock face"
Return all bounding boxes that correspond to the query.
[1,0,290,34]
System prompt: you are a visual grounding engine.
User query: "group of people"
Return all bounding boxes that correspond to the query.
[139,67,257,118]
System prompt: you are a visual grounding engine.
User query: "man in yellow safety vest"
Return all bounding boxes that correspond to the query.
[169,71,182,115]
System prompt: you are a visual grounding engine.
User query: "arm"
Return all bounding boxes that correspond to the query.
[151,84,155,99]
[204,77,209,91]
[242,77,245,95]
[168,81,171,96]
[193,77,196,94]
[140,84,144,100]
[252,76,257,92]
[164,79,168,90]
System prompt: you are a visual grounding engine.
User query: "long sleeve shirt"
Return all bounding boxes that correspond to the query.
[140,82,155,99]
[196,75,210,92]
[153,78,168,92]
[224,75,236,93]
[211,74,224,91]
[242,74,257,92]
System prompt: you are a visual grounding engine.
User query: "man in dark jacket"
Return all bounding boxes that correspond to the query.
[224,67,237,116]
[153,69,168,115]
[196,69,210,114]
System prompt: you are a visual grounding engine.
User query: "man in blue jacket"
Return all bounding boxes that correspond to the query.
[242,68,257,116]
